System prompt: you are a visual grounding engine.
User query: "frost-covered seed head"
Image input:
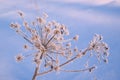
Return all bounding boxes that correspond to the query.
[10,11,109,79]
[15,54,24,62]
[73,35,79,40]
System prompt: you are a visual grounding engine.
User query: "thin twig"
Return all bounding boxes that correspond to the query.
[59,48,89,67]
[17,30,33,44]
[37,69,53,76]
[32,65,39,80]
[60,66,96,72]
[45,34,56,47]
[59,56,77,67]
[32,52,44,80]
[46,54,56,61]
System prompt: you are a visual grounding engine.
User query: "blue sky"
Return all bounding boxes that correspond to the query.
[0,0,120,80]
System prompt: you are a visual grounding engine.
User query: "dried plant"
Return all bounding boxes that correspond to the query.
[10,11,109,80]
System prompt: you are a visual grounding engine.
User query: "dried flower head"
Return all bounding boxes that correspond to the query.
[18,10,24,17]
[23,44,29,49]
[54,66,60,71]
[37,17,46,24]
[73,35,79,41]
[88,34,109,63]
[66,42,71,47]
[43,12,49,19]
[10,22,21,29]
[15,54,24,62]
[74,46,78,52]
[11,11,109,80]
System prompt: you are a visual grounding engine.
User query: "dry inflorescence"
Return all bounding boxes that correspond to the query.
[10,11,109,80]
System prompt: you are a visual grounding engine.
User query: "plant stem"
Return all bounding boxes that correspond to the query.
[59,48,89,67]
[45,34,56,47]
[32,52,44,80]
[32,65,39,80]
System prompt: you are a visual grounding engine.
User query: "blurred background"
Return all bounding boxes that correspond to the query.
[0,0,120,80]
